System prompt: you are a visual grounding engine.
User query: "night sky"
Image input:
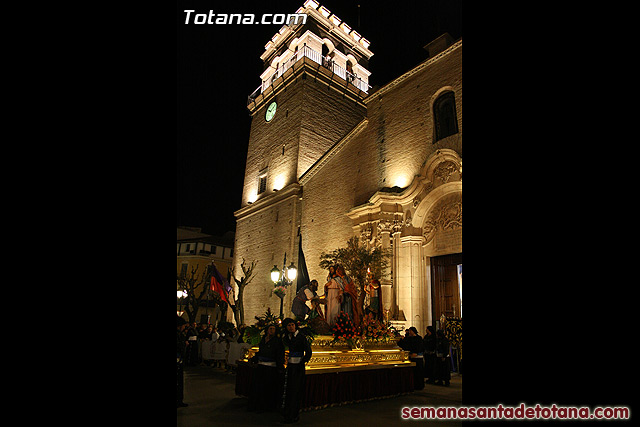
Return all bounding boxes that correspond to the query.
[177,0,462,237]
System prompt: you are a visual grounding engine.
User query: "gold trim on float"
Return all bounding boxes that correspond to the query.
[239,335,415,374]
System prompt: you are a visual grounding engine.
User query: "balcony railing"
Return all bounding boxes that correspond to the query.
[248,45,370,104]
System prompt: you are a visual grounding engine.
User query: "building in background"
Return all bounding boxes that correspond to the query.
[232,1,462,335]
[177,227,235,324]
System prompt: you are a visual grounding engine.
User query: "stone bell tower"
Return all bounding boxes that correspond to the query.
[233,0,374,323]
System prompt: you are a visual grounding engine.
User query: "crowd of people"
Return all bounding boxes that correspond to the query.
[398,325,452,390]
[177,316,253,408]
[178,320,250,370]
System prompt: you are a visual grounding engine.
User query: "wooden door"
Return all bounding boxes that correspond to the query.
[431,253,462,321]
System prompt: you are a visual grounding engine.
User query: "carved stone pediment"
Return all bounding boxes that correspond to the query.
[433,160,459,184]
[422,193,462,244]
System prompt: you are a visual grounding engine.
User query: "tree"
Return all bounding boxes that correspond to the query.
[177,264,210,324]
[319,236,391,322]
[229,258,257,326]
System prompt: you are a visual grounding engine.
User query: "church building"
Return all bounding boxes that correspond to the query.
[232,0,462,335]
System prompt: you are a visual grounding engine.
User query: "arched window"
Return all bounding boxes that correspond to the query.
[321,43,329,57]
[433,91,458,142]
[321,44,330,68]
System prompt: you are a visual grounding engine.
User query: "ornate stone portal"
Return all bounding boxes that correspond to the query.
[346,149,462,335]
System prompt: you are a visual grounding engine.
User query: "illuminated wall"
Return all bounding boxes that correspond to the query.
[233,2,462,331]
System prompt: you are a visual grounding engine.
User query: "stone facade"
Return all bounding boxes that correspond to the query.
[232,2,461,334]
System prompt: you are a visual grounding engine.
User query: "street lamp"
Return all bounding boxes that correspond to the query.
[270,265,281,283]
[177,289,187,317]
[287,261,297,281]
[270,253,297,318]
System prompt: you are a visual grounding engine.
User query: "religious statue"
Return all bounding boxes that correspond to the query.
[364,278,383,321]
[324,264,360,327]
[323,265,340,326]
[291,280,324,320]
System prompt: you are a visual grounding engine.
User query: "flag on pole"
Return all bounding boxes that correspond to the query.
[210,263,230,305]
[296,234,310,292]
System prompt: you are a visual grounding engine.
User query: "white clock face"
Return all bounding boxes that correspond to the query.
[265,102,277,122]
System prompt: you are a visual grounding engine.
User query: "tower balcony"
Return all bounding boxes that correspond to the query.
[247,45,371,106]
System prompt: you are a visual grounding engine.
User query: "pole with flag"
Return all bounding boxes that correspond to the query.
[296,232,310,292]
[210,262,230,305]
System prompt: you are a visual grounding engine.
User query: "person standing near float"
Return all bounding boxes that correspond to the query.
[399,327,426,391]
[176,316,189,408]
[423,326,437,384]
[248,324,284,412]
[281,318,312,424]
[434,329,451,386]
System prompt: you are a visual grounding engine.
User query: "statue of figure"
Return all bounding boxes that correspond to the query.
[336,265,361,326]
[291,280,323,320]
[323,265,341,326]
[364,279,383,321]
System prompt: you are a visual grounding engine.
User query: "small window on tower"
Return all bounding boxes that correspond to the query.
[258,169,268,195]
[258,175,267,194]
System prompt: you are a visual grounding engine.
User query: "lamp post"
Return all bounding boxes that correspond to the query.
[177,289,187,317]
[270,252,297,318]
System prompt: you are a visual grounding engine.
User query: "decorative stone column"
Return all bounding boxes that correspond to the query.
[377,220,394,319]
[396,234,427,334]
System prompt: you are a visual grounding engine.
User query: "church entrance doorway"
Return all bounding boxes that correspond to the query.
[430,253,462,328]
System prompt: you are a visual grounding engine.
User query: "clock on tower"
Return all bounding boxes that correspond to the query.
[265,101,277,122]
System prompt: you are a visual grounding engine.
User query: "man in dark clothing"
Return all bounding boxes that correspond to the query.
[434,329,451,386]
[248,324,285,412]
[423,326,436,384]
[185,322,199,366]
[281,318,312,423]
[398,327,425,390]
[176,316,188,408]
[291,280,319,320]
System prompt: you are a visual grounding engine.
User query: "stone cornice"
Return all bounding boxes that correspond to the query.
[247,57,368,114]
[234,182,302,220]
